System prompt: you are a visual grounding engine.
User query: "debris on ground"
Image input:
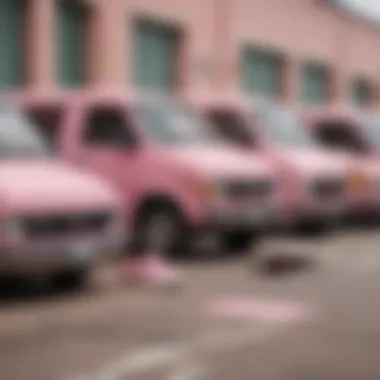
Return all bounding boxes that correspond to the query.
[251,237,322,276]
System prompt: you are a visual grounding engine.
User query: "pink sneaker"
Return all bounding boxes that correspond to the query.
[122,255,182,288]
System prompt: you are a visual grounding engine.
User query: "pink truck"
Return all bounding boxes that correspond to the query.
[191,94,350,233]
[303,107,380,219]
[0,99,125,288]
[16,91,279,254]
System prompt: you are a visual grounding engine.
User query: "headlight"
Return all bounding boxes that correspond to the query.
[186,176,218,201]
[4,217,24,242]
[348,171,369,194]
[349,171,369,194]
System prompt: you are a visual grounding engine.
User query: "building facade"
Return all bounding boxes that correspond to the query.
[3,0,380,108]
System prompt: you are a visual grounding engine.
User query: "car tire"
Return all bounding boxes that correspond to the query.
[135,205,192,256]
[297,219,330,237]
[221,231,260,254]
[51,268,89,291]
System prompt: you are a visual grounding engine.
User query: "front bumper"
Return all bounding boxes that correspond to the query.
[276,198,347,228]
[0,233,126,276]
[203,201,276,231]
[297,201,346,219]
[345,195,380,220]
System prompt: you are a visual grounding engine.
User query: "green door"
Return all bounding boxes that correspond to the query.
[133,19,179,93]
[57,0,86,87]
[241,46,282,99]
[301,62,329,106]
[0,0,25,87]
[350,77,371,108]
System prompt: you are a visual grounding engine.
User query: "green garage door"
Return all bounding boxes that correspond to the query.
[350,77,372,108]
[0,0,25,87]
[301,62,329,106]
[133,19,180,93]
[240,46,283,99]
[57,0,87,87]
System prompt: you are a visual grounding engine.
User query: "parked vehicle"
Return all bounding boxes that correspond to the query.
[17,91,279,254]
[361,112,380,157]
[0,99,125,288]
[302,107,380,219]
[192,94,350,233]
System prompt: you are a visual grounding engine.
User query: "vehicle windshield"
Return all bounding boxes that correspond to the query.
[135,100,217,146]
[0,107,51,158]
[253,106,315,148]
[361,116,380,148]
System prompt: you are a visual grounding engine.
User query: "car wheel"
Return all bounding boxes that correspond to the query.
[51,268,89,291]
[297,219,330,237]
[221,231,260,255]
[136,206,191,256]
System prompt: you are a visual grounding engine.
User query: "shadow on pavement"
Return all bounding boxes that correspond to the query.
[0,276,100,308]
[256,254,317,277]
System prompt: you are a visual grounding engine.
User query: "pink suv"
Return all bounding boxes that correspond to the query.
[193,95,350,232]
[303,107,380,219]
[0,98,125,288]
[18,91,279,254]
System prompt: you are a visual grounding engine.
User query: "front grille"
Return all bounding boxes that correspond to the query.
[223,179,273,200]
[22,211,112,239]
[311,178,345,199]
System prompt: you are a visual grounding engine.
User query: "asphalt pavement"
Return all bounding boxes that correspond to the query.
[1,227,380,380]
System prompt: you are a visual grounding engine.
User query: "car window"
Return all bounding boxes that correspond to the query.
[23,105,64,150]
[0,107,50,158]
[134,100,216,146]
[253,106,315,147]
[206,109,255,147]
[362,116,380,148]
[314,122,368,153]
[83,107,137,148]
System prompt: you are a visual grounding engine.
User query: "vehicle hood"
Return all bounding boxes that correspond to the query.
[305,148,380,180]
[273,147,349,179]
[0,160,120,214]
[166,145,273,180]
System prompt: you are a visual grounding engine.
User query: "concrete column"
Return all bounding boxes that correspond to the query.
[331,17,350,107]
[89,0,127,87]
[213,0,234,92]
[26,0,56,89]
[330,68,348,107]
[282,56,299,105]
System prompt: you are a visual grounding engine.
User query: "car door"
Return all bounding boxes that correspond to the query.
[75,103,145,211]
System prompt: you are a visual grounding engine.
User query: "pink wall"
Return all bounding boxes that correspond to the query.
[224,0,380,105]
[26,0,56,89]
[23,0,380,106]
